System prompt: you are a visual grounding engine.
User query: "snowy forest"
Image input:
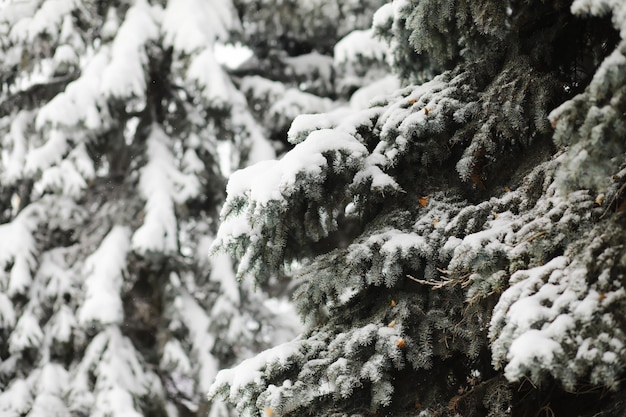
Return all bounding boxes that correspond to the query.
[1,0,626,416]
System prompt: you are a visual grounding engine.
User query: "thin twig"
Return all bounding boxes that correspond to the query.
[406,273,471,290]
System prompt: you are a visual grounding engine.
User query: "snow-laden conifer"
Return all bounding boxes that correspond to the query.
[0,0,301,415]
[212,0,626,416]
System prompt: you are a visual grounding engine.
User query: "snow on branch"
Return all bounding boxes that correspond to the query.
[209,338,306,412]
[71,327,162,415]
[36,48,110,130]
[240,75,336,139]
[162,0,242,105]
[211,319,407,416]
[334,28,389,65]
[0,293,16,329]
[0,378,32,415]
[9,310,43,355]
[491,242,626,389]
[2,110,32,184]
[215,73,474,282]
[27,363,71,417]
[33,143,95,199]
[187,48,234,103]
[170,289,218,393]
[100,0,159,99]
[132,124,201,255]
[0,206,40,297]
[9,0,77,43]
[162,0,238,54]
[213,128,368,279]
[79,225,131,327]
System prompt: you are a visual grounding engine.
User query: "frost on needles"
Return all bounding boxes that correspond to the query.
[211,1,626,416]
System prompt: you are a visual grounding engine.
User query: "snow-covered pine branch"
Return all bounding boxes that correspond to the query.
[211,0,626,416]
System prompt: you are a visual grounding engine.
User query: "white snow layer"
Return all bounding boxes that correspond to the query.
[215,129,367,255]
[0,207,39,297]
[349,75,401,110]
[172,291,219,392]
[75,327,162,416]
[9,311,44,354]
[100,0,159,99]
[132,124,201,254]
[187,48,233,103]
[79,226,131,326]
[162,0,237,53]
[210,339,304,400]
[7,0,76,43]
[334,29,388,65]
[224,129,367,206]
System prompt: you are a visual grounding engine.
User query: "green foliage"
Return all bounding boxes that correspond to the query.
[212,0,626,416]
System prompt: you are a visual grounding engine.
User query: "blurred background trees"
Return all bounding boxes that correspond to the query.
[0,0,339,415]
[210,1,626,416]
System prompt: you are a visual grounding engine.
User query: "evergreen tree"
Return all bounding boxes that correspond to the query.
[226,0,389,150]
[211,1,626,416]
[0,1,298,416]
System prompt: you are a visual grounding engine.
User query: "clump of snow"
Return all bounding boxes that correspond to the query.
[223,129,367,208]
[0,207,39,297]
[505,330,564,381]
[53,44,78,66]
[170,289,219,392]
[100,7,119,40]
[187,48,233,103]
[2,110,32,184]
[24,129,68,175]
[215,42,253,69]
[161,339,192,375]
[162,0,237,53]
[210,339,304,400]
[79,226,131,326]
[230,96,277,164]
[241,75,336,134]
[9,311,43,354]
[0,293,16,329]
[349,75,400,110]
[0,378,32,415]
[268,89,335,129]
[379,231,428,258]
[334,29,388,65]
[490,248,626,388]
[372,3,394,29]
[132,125,201,254]
[48,305,77,344]
[210,250,241,307]
[351,151,401,194]
[31,143,95,199]
[37,48,110,129]
[213,128,368,263]
[7,0,75,43]
[284,51,334,85]
[72,326,162,414]
[287,107,355,144]
[100,0,159,99]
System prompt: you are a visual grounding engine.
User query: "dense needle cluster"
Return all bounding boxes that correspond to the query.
[211,0,626,416]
